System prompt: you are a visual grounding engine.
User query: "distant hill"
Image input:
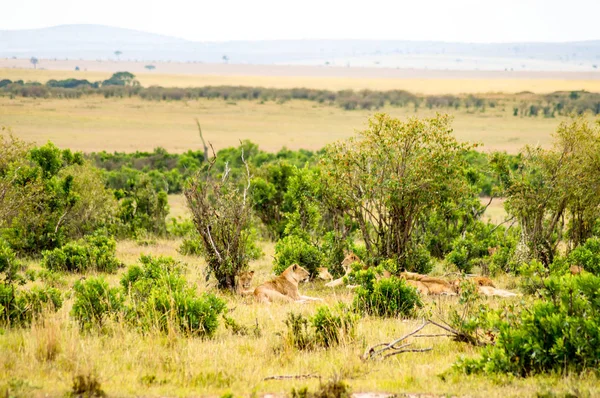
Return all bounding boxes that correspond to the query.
[1,24,600,71]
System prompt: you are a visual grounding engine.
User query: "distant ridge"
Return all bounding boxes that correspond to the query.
[1,24,600,71]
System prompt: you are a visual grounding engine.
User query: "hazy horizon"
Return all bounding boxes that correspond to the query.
[3,0,600,43]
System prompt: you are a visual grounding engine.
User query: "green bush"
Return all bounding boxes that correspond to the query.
[273,235,323,278]
[42,232,121,273]
[567,237,600,275]
[0,284,63,326]
[400,244,432,274]
[446,236,475,273]
[122,255,227,337]
[353,269,422,318]
[0,238,20,283]
[281,304,356,351]
[71,277,124,329]
[456,274,600,376]
[311,304,357,348]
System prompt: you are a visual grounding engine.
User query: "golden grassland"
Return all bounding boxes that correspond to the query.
[3,242,598,397]
[0,95,567,154]
[2,196,598,397]
[3,67,600,95]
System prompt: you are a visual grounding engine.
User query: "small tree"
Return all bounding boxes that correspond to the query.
[321,113,473,268]
[184,147,254,291]
[114,50,122,60]
[144,65,156,71]
[222,55,229,63]
[30,57,38,69]
[492,117,600,266]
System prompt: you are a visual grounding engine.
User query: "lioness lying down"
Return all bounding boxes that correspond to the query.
[253,264,323,304]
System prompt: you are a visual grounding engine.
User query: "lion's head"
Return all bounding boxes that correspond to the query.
[283,263,310,283]
[237,270,255,290]
[316,267,333,281]
[341,251,361,271]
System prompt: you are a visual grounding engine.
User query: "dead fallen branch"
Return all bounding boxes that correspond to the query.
[362,322,434,360]
[263,374,321,381]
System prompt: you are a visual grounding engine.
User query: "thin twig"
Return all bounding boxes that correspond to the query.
[263,374,320,381]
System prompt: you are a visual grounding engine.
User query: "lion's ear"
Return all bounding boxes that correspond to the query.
[249,271,255,275]
[293,264,298,270]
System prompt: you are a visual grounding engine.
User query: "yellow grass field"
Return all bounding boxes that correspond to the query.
[2,65,600,95]
[0,95,568,154]
[2,234,598,398]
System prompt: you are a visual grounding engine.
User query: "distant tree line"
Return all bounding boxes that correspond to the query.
[1,72,600,115]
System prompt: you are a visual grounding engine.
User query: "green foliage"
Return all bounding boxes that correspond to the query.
[281,304,356,351]
[352,269,422,318]
[116,174,169,237]
[0,284,63,326]
[2,139,117,255]
[566,237,600,275]
[42,232,121,273]
[273,235,323,278]
[456,274,600,376]
[321,114,474,268]
[492,118,600,266]
[0,238,19,283]
[71,277,124,329]
[121,255,227,337]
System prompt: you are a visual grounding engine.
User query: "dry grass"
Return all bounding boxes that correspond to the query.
[2,65,600,94]
[0,95,567,154]
[2,233,599,397]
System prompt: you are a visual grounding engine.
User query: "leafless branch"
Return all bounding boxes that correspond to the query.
[263,374,320,381]
[195,118,209,162]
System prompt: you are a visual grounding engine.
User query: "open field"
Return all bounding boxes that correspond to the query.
[0,95,570,154]
[2,62,600,94]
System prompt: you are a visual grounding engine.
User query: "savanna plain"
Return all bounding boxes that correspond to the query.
[1,65,600,398]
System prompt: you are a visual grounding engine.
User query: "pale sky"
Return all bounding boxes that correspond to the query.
[1,0,599,43]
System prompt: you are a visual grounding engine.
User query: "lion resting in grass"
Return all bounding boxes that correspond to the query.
[324,252,362,287]
[401,272,457,296]
[253,264,323,304]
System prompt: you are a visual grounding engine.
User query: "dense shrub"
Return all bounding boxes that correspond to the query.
[566,237,600,275]
[0,238,19,283]
[121,255,227,337]
[42,232,121,273]
[281,304,357,351]
[456,274,600,376]
[352,268,422,318]
[71,277,124,329]
[0,284,63,326]
[273,235,323,278]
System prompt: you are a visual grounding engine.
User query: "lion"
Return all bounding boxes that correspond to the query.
[317,267,333,281]
[325,251,362,288]
[253,264,323,304]
[236,270,255,296]
[477,286,519,297]
[400,272,456,296]
[450,276,495,292]
[570,265,584,275]
[406,279,430,295]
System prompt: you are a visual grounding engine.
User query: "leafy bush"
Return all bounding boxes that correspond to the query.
[402,244,433,274]
[446,236,476,273]
[456,274,600,376]
[0,284,63,326]
[281,304,357,351]
[567,237,600,275]
[122,255,227,337]
[71,277,124,329]
[0,238,20,283]
[273,235,323,278]
[353,269,422,318]
[42,232,121,273]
